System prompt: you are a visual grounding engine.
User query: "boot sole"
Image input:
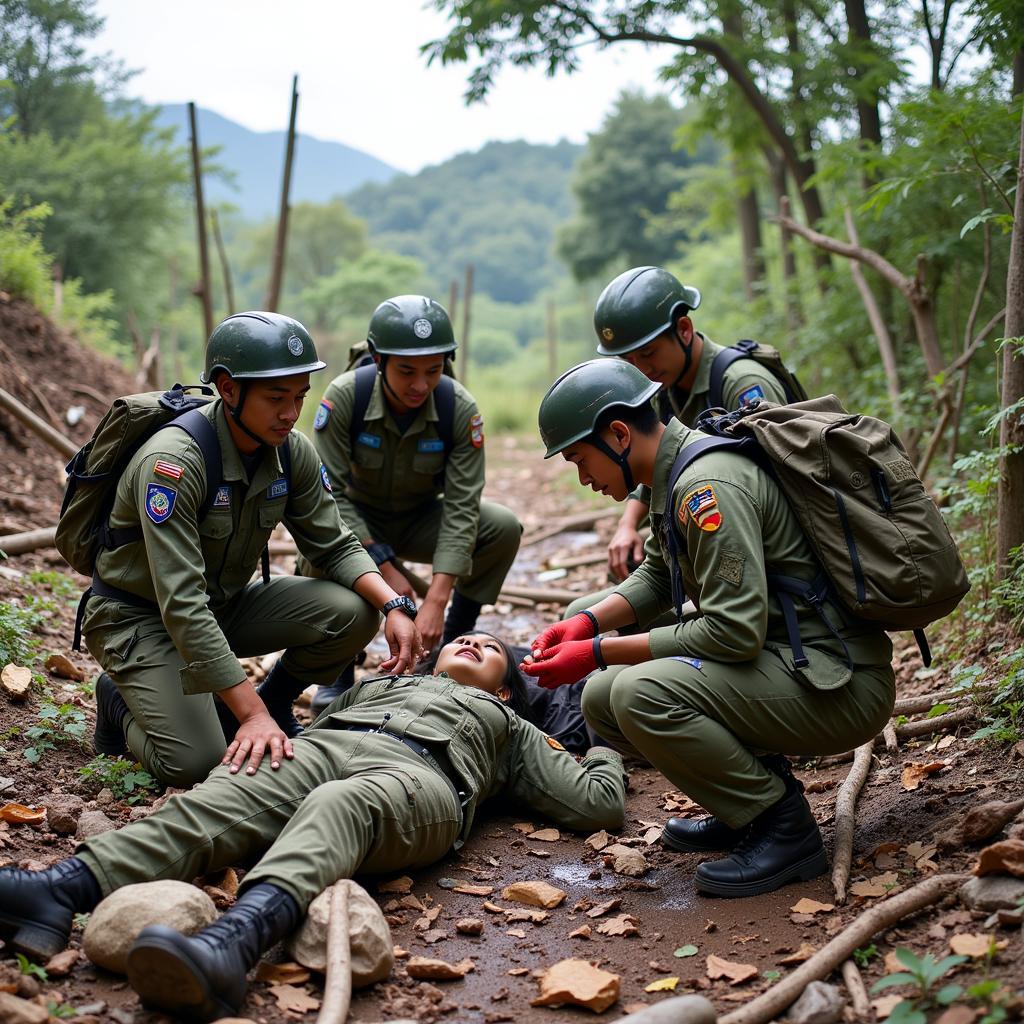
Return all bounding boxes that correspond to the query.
[0,910,69,961]
[694,847,829,898]
[127,933,236,1023]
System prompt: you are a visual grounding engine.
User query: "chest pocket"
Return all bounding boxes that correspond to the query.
[352,444,385,475]
[412,449,445,482]
[197,515,232,540]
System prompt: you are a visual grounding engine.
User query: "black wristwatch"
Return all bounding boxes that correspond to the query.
[366,542,397,566]
[382,596,418,620]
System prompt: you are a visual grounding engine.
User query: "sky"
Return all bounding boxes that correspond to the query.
[90,0,671,173]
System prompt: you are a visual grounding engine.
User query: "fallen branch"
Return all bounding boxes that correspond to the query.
[840,959,871,1020]
[521,508,619,548]
[719,874,966,1024]
[882,723,898,756]
[892,687,990,716]
[498,583,582,605]
[831,741,875,904]
[0,336,63,432]
[316,880,352,1024]
[0,526,58,557]
[68,383,109,407]
[0,387,79,459]
[894,705,976,740]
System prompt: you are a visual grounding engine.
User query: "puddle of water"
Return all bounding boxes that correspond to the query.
[549,862,620,890]
[658,870,699,911]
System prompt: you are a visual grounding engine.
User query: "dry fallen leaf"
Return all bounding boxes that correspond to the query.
[585,898,621,919]
[513,822,535,834]
[904,842,937,862]
[529,828,561,842]
[849,871,900,898]
[778,944,816,965]
[406,956,475,980]
[584,830,612,851]
[569,924,592,939]
[504,908,548,924]
[645,977,680,993]
[948,933,1007,958]
[44,653,85,681]
[507,928,527,938]
[377,875,413,894]
[0,803,45,826]
[502,880,567,909]
[901,761,946,791]
[531,958,621,1013]
[883,950,905,974]
[604,846,648,877]
[268,984,320,1015]
[790,898,834,915]
[661,791,699,814]
[706,954,758,985]
[596,914,640,938]
[935,1006,980,1024]
[414,905,443,930]
[453,883,494,896]
[974,839,1024,879]
[872,995,907,1020]
[255,962,311,985]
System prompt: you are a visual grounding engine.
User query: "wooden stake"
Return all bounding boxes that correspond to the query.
[265,75,299,312]
[0,526,58,557]
[460,263,473,388]
[316,880,352,1024]
[188,102,214,340]
[831,741,875,904]
[882,722,898,756]
[210,209,236,315]
[719,874,965,1024]
[0,387,78,459]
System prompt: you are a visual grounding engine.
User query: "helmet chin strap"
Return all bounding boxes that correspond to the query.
[377,355,405,408]
[587,435,636,494]
[226,381,267,448]
[669,316,695,391]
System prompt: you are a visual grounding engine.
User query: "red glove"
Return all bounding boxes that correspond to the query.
[521,638,602,690]
[529,612,597,658]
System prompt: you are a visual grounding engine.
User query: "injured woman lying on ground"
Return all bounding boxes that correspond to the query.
[0,632,626,1022]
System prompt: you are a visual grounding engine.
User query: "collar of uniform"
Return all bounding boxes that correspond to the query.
[366,372,440,436]
[212,399,287,490]
[649,417,695,519]
[667,332,721,415]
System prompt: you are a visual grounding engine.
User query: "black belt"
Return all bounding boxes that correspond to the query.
[342,727,466,809]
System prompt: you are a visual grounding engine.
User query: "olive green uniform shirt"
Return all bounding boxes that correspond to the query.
[617,420,893,685]
[313,371,486,579]
[83,400,377,694]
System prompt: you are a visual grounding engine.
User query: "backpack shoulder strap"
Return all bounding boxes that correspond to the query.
[707,339,760,410]
[166,408,222,517]
[350,364,378,453]
[434,376,456,457]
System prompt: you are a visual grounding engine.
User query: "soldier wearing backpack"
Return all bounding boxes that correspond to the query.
[303,295,521,710]
[524,359,901,898]
[65,312,423,788]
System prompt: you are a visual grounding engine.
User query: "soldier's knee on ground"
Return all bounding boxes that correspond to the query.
[148,741,225,790]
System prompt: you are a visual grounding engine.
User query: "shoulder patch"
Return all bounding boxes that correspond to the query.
[738,384,765,407]
[545,736,566,751]
[320,464,333,492]
[469,412,484,449]
[671,656,704,671]
[212,485,232,510]
[153,460,185,481]
[683,485,722,533]
[715,551,745,586]
[145,483,176,524]
[313,399,333,431]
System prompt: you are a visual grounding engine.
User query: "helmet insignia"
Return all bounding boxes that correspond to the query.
[413,318,433,340]
[287,334,304,357]
[601,327,615,342]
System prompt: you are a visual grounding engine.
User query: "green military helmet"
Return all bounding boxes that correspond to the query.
[200,311,327,382]
[539,359,660,458]
[594,266,702,357]
[367,295,458,357]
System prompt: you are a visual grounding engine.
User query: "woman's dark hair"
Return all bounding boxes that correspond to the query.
[416,633,530,717]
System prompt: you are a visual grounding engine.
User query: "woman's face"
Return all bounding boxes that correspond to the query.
[434,633,510,698]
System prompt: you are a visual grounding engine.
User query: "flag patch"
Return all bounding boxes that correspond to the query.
[469,412,484,448]
[320,464,333,492]
[313,399,332,431]
[738,384,765,407]
[683,485,722,532]
[154,460,185,481]
[145,483,176,524]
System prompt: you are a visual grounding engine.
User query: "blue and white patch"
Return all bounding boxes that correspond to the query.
[357,432,382,449]
[267,477,289,499]
[418,438,445,453]
[145,483,177,524]
[212,485,232,509]
[671,656,704,671]
[738,384,766,407]
[320,464,333,492]
[313,399,332,431]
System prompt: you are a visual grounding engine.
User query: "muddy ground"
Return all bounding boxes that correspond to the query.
[0,305,1021,1022]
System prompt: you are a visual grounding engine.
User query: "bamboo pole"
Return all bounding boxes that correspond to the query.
[0,526,58,556]
[0,387,78,459]
[210,209,236,315]
[265,75,299,312]
[188,102,214,339]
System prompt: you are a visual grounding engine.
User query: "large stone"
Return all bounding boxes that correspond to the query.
[0,991,49,1024]
[611,995,717,1024]
[960,875,1024,912]
[786,981,845,1024]
[75,809,116,840]
[83,880,218,973]
[286,880,393,987]
[45,793,85,835]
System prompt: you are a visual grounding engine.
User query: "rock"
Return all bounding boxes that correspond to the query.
[455,917,483,935]
[0,664,32,701]
[15,975,41,998]
[0,992,49,1024]
[608,846,648,877]
[611,994,717,1024]
[43,948,80,976]
[44,793,85,834]
[960,874,1024,912]
[405,956,475,980]
[531,958,620,1013]
[786,981,846,1024]
[95,788,115,807]
[286,880,393,987]
[75,809,116,840]
[975,839,1024,878]
[84,880,218,973]
[938,799,1024,850]
[501,880,567,909]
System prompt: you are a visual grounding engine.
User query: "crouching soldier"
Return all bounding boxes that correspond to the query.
[525,360,895,898]
[81,312,423,786]
[0,634,625,1021]
[305,295,521,709]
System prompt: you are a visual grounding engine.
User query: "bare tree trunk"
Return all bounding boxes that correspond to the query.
[265,75,299,312]
[734,161,765,301]
[844,0,884,164]
[210,209,236,316]
[921,0,954,91]
[188,102,214,341]
[996,101,1024,606]
[767,152,801,331]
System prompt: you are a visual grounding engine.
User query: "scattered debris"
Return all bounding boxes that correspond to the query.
[937,798,1024,850]
[0,664,31,701]
[706,954,758,985]
[406,956,475,980]
[501,880,567,909]
[531,958,621,1013]
[785,981,845,1024]
[901,761,946,791]
[974,838,1024,878]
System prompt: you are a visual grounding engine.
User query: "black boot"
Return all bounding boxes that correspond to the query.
[310,661,355,714]
[126,882,301,1022]
[93,672,128,757]
[694,785,828,898]
[0,857,102,959]
[255,664,307,738]
[662,754,796,853]
[441,591,483,646]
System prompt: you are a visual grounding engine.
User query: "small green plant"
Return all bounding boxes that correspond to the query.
[871,948,968,1024]
[72,912,91,930]
[15,953,48,981]
[0,596,51,666]
[77,755,159,804]
[46,1002,76,1019]
[23,701,88,763]
[852,944,878,967]
[971,647,1024,745]
[26,570,79,601]
[966,979,1010,1024]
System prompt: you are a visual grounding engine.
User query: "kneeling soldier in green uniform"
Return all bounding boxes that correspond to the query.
[525,360,895,898]
[84,312,423,787]
[0,633,625,1022]
[305,294,522,709]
